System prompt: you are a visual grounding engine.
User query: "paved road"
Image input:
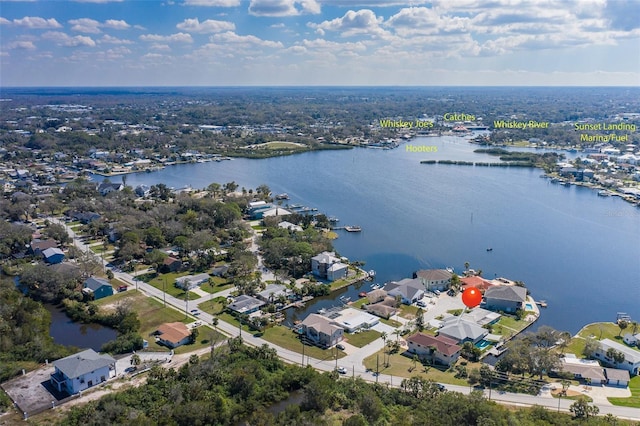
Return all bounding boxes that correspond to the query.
[50,217,640,421]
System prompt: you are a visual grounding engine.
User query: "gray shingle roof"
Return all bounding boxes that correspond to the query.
[485,285,527,302]
[83,277,110,291]
[53,349,115,379]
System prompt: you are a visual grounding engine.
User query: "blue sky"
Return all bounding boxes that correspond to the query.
[1,0,639,86]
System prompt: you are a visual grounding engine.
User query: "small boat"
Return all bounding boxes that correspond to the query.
[275,193,289,200]
[486,248,493,252]
[446,267,454,274]
[597,190,610,197]
[371,284,381,290]
[345,225,362,232]
[359,292,367,298]
[329,216,339,223]
[368,270,376,277]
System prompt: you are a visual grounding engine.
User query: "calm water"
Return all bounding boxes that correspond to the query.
[46,304,118,351]
[97,136,640,334]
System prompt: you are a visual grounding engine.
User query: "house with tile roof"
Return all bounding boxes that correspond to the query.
[438,317,488,344]
[155,322,192,348]
[385,278,425,305]
[407,332,462,367]
[50,349,116,395]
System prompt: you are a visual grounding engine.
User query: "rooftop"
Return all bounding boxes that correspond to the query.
[53,349,115,379]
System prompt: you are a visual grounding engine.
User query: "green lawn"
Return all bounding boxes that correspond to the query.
[492,316,530,337]
[260,325,347,362]
[217,314,346,362]
[344,330,381,348]
[577,322,629,341]
[398,304,420,319]
[380,317,403,328]
[566,322,639,358]
[197,298,226,316]
[199,276,234,294]
[97,291,221,354]
[363,349,468,386]
[609,375,640,408]
[351,298,368,309]
[142,271,200,300]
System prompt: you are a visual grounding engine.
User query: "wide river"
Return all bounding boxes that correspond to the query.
[95,135,640,334]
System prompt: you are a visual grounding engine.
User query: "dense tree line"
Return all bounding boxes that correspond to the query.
[58,337,625,426]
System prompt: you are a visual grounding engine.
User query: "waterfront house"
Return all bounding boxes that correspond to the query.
[300,313,344,348]
[162,256,182,273]
[277,220,303,232]
[256,283,290,303]
[414,269,452,292]
[134,184,151,197]
[42,247,65,264]
[438,317,488,344]
[50,349,116,395]
[97,182,124,196]
[29,238,57,256]
[406,332,461,367]
[311,251,348,282]
[365,301,397,319]
[328,307,380,333]
[483,285,527,313]
[459,307,501,326]
[385,278,425,305]
[593,339,640,375]
[175,273,210,290]
[559,356,606,385]
[460,276,494,292]
[366,289,388,304]
[82,277,114,300]
[623,333,640,346]
[154,322,191,348]
[228,295,265,315]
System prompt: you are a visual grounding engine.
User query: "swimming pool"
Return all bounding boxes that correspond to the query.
[475,339,492,350]
[525,303,534,310]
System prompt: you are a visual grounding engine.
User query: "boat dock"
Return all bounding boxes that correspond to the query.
[536,300,548,308]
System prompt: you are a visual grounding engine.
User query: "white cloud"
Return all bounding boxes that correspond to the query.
[249,0,321,17]
[270,23,286,28]
[150,44,171,51]
[69,18,101,34]
[100,35,133,44]
[310,9,388,37]
[42,31,97,47]
[72,0,124,3]
[8,41,37,50]
[301,38,367,52]
[386,7,469,36]
[0,17,11,26]
[183,0,240,6]
[210,31,284,47]
[176,18,235,33]
[12,16,62,29]
[103,19,131,30]
[140,32,193,43]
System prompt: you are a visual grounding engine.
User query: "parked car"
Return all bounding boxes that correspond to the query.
[336,366,347,374]
[416,300,427,307]
[336,344,345,350]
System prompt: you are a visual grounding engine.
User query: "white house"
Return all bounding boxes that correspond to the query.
[438,317,488,344]
[385,278,425,305]
[300,313,344,348]
[311,251,348,282]
[175,273,211,290]
[623,333,639,346]
[414,269,452,291]
[593,338,640,375]
[50,349,116,395]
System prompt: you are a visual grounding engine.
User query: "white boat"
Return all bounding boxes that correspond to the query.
[597,190,610,197]
[345,225,362,232]
[371,283,381,290]
[275,193,289,200]
[446,267,454,273]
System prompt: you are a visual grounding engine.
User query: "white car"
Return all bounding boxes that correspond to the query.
[336,366,347,374]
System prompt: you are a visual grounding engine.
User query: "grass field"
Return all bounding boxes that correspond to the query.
[197,298,226,316]
[97,290,220,354]
[142,271,200,300]
[363,349,468,386]
[566,322,637,357]
[398,304,420,319]
[217,314,347,362]
[344,330,381,348]
[609,376,640,408]
[199,276,234,294]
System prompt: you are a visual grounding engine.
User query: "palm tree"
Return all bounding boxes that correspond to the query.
[381,331,388,366]
[393,329,402,347]
[411,354,419,372]
[131,354,141,368]
[464,262,470,273]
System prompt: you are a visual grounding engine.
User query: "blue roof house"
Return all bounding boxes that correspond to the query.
[82,277,114,300]
[42,247,65,264]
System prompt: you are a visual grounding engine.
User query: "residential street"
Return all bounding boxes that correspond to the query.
[49,217,640,421]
